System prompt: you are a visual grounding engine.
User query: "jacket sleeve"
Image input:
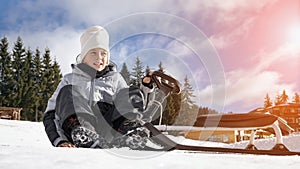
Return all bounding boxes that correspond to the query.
[43,110,69,146]
[43,75,70,146]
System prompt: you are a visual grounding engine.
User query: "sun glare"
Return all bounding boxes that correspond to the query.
[287,24,300,44]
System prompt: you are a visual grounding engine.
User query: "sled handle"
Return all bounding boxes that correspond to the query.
[151,71,181,95]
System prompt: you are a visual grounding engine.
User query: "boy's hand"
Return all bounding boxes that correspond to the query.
[142,72,153,89]
[58,141,76,148]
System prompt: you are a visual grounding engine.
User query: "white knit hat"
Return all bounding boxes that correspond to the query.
[77,26,110,63]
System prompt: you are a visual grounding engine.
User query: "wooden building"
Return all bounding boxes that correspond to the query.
[0,107,22,120]
[251,103,300,132]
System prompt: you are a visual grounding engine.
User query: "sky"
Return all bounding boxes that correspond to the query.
[0,0,300,113]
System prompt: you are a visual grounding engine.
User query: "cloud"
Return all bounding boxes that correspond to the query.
[256,42,300,71]
[209,17,255,49]
[2,0,299,114]
[5,26,81,74]
[196,68,295,113]
[197,41,300,113]
[58,0,170,26]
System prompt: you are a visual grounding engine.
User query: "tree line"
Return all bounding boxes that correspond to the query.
[119,57,217,126]
[0,35,217,125]
[0,36,62,121]
[264,90,300,108]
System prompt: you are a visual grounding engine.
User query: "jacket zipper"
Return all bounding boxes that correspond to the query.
[89,78,95,106]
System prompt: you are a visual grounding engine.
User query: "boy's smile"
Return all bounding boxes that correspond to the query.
[83,48,109,71]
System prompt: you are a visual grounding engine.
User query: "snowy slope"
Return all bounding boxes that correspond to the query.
[0,119,300,169]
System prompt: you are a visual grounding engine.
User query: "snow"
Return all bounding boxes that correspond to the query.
[0,119,300,169]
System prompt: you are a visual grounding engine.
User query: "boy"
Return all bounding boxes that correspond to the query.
[43,26,156,148]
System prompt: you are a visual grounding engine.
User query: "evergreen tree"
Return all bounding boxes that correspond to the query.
[0,36,13,106]
[21,49,35,120]
[10,36,26,108]
[274,94,281,105]
[293,92,300,104]
[131,57,144,86]
[32,48,43,121]
[39,49,55,113]
[158,61,164,73]
[181,75,196,106]
[174,75,197,126]
[145,65,150,75]
[51,58,62,90]
[280,90,289,104]
[274,90,289,105]
[264,93,272,108]
[159,93,181,125]
[120,63,130,85]
[0,36,62,121]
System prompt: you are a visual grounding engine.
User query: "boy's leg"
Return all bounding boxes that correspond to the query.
[109,87,151,149]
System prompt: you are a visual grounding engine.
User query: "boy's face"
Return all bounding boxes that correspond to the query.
[83,48,109,71]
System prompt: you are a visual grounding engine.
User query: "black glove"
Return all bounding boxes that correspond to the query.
[71,126,100,148]
[68,116,110,148]
[142,72,154,89]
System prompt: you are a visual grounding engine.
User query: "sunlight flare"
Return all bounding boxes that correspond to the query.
[287,23,300,45]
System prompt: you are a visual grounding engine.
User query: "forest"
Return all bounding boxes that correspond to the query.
[0,36,204,125]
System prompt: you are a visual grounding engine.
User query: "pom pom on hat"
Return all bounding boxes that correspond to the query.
[77,26,109,63]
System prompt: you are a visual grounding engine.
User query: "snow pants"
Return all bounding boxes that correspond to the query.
[55,85,145,142]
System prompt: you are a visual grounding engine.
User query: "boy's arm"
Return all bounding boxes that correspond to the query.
[43,75,71,147]
[43,110,70,147]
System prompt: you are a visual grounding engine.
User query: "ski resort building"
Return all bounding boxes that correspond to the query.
[251,103,300,132]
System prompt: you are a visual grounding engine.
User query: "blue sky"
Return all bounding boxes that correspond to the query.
[1,0,300,113]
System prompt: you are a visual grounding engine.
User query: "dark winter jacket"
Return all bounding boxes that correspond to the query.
[43,63,130,146]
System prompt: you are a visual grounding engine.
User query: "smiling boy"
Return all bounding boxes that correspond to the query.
[43,26,154,148]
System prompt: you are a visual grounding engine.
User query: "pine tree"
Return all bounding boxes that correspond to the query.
[131,57,144,86]
[181,75,196,106]
[280,90,289,104]
[120,63,130,85]
[51,58,62,89]
[0,36,13,106]
[21,49,35,120]
[293,92,300,104]
[32,48,43,121]
[0,36,62,121]
[158,61,164,73]
[145,65,150,75]
[39,48,54,113]
[159,93,181,125]
[274,94,281,105]
[10,36,26,108]
[274,90,289,105]
[174,75,197,126]
[264,93,272,108]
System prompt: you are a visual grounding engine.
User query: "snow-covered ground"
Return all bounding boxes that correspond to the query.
[0,119,300,169]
